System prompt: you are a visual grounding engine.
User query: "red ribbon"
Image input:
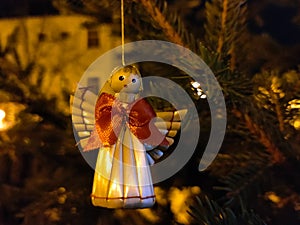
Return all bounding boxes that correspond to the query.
[94,92,168,147]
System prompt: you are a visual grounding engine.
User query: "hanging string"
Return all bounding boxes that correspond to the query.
[121,0,125,66]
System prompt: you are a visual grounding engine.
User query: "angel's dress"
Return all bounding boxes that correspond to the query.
[89,92,168,208]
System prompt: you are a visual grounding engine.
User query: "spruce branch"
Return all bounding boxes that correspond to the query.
[204,0,248,70]
[133,0,287,165]
[219,161,272,203]
[208,147,271,177]
[138,0,185,46]
[232,109,285,164]
[188,196,238,225]
[210,147,273,207]
[188,196,267,225]
[217,0,228,56]
[269,90,285,133]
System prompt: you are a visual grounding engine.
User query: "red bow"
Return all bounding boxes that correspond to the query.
[84,92,168,151]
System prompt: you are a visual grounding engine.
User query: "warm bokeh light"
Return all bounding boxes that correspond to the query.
[290,100,300,109]
[191,81,201,88]
[0,109,6,130]
[168,186,201,224]
[294,119,300,130]
[191,81,207,98]
[266,191,281,204]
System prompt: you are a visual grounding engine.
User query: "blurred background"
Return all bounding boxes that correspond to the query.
[0,0,300,225]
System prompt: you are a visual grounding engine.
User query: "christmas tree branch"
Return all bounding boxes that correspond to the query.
[138,0,185,46]
[224,161,272,201]
[217,0,228,56]
[269,90,285,132]
[232,109,285,163]
[137,0,286,164]
[204,0,248,71]
[189,195,266,225]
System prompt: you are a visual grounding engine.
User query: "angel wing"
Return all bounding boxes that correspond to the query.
[71,86,97,151]
[71,86,187,164]
[145,109,187,165]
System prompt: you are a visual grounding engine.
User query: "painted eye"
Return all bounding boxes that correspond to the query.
[119,76,125,81]
[132,78,137,83]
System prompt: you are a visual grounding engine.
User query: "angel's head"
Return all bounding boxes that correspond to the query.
[109,65,142,94]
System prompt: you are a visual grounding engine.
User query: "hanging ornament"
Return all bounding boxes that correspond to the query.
[70,0,189,209]
[72,65,186,208]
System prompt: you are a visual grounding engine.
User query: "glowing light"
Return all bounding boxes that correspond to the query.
[266,192,281,204]
[0,109,6,130]
[191,81,207,99]
[294,119,300,130]
[288,99,300,109]
[291,103,300,109]
[191,81,201,88]
[168,186,201,224]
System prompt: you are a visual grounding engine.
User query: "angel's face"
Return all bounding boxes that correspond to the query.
[110,67,141,94]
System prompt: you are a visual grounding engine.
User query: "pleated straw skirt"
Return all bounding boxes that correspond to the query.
[91,124,155,208]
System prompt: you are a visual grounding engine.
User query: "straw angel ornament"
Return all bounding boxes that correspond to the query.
[72,65,186,209]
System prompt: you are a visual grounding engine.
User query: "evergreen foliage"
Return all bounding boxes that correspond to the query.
[0,0,299,225]
[188,196,266,225]
[204,0,247,70]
